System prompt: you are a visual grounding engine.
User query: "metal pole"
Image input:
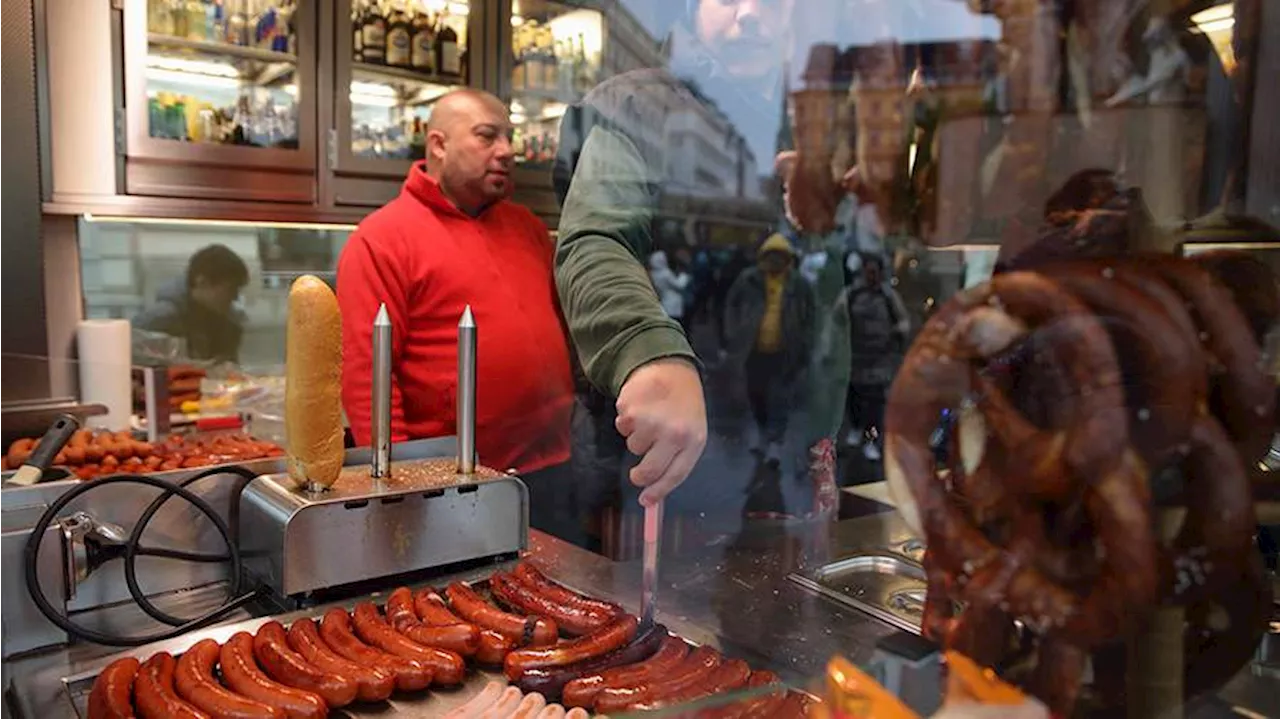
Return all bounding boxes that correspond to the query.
[371,303,392,478]
[457,305,477,475]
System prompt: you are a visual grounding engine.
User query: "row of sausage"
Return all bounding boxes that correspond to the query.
[3,431,284,480]
[87,562,814,718]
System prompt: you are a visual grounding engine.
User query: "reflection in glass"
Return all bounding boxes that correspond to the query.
[144,0,300,147]
[349,0,470,160]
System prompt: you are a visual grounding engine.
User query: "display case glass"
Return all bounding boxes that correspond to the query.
[506,0,604,169]
[343,0,474,163]
[126,0,316,170]
[142,0,301,149]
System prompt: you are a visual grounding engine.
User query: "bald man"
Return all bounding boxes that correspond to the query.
[336,89,579,541]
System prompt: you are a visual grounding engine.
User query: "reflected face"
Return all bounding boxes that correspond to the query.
[190,277,240,314]
[433,97,516,209]
[695,0,794,79]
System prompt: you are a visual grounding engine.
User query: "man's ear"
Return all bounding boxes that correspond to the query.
[427,129,447,162]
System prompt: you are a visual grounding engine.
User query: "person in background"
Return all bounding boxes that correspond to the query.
[336,89,579,544]
[133,244,249,364]
[724,233,816,465]
[648,250,693,335]
[841,253,909,461]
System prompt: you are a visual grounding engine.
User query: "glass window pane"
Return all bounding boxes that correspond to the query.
[349,1,471,160]
[144,0,300,147]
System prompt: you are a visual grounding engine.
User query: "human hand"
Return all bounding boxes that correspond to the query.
[615,358,707,506]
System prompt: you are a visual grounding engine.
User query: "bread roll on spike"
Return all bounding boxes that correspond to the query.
[286,275,345,490]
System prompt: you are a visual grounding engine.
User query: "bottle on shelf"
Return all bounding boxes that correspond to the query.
[540,27,558,93]
[168,0,189,39]
[273,0,295,54]
[385,0,411,68]
[512,22,529,90]
[149,0,174,34]
[205,0,226,44]
[361,0,388,65]
[436,10,460,78]
[574,34,595,95]
[184,0,205,41]
[225,0,249,46]
[352,1,363,61]
[411,5,436,74]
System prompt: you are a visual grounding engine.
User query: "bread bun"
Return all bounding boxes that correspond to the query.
[285,275,345,489]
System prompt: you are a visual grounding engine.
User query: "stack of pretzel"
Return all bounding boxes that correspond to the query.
[884,252,1276,714]
[87,562,815,718]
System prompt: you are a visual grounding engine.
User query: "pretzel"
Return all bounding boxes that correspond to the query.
[1141,256,1275,464]
[885,272,1158,647]
[892,256,1271,713]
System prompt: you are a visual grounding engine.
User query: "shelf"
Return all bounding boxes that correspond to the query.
[148,33,297,64]
[352,61,464,88]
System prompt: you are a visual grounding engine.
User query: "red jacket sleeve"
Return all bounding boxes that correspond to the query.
[336,232,410,446]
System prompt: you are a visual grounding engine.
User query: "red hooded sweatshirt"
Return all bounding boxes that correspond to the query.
[336,162,574,474]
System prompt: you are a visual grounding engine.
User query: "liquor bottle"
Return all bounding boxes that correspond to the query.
[149,0,174,34]
[274,0,295,54]
[573,33,593,94]
[385,0,411,68]
[225,0,249,45]
[542,30,558,92]
[436,11,460,77]
[184,0,206,41]
[352,1,363,61]
[361,0,387,65]
[512,22,528,90]
[411,6,435,73]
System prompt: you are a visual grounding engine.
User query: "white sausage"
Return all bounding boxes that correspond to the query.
[443,681,505,718]
[508,692,546,719]
[477,686,524,719]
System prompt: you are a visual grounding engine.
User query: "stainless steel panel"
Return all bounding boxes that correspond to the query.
[239,459,527,597]
[2,512,69,657]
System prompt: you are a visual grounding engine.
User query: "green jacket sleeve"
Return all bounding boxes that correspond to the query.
[555,124,697,397]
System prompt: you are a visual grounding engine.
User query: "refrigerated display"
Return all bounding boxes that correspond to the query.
[507,0,602,169]
[345,0,471,163]
[142,0,301,148]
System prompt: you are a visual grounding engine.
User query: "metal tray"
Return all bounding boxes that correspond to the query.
[787,539,931,636]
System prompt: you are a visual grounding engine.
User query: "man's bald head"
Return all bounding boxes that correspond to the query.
[427,89,508,136]
[425,89,515,215]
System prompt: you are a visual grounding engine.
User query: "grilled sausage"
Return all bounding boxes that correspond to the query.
[700,670,787,719]
[173,639,285,719]
[628,658,751,711]
[490,571,612,637]
[253,621,357,708]
[593,645,722,714]
[219,632,326,719]
[351,602,466,685]
[286,618,395,703]
[413,587,514,664]
[88,657,140,719]
[318,608,432,692]
[517,622,668,702]
[385,587,481,657]
[512,564,620,623]
[559,632,685,708]
[504,615,639,681]
[446,582,558,647]
[134,653,209,719]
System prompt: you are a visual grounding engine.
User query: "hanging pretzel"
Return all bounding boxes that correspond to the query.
[885,271,1158,647]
